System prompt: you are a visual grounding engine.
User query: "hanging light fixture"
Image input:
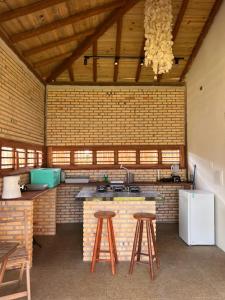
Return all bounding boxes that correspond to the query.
[144,0,174,79]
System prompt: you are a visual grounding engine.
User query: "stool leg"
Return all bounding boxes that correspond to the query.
[129,220,141,274]
[150,220,160,269]
[137,220,143,262]
[109,219,118,264]
[107,218,116,275]
[91,218,102,273]
[96,218,103,260]
[146,221,154,280]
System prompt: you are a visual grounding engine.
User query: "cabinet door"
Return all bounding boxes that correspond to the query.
[190,193,215,245]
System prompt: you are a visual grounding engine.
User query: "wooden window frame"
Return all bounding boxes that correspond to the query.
[0,138,45,177]
[48,145,186,170]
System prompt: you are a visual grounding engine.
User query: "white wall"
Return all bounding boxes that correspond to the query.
[186,1,225,251]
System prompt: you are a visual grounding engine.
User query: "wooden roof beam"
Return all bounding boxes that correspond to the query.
[68,67,74,82]
[158,0,190,82]
[23,28,94,57]
[93,42,97,82]
[179,0,223,82]
[135,37,145,82]
[113,17,123,82]
[46,0,140,83]
[10,0,126,43]
[0,0,66,23]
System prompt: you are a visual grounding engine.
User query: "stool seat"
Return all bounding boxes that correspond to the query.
[94,211,116,219]
[133,212,156,221]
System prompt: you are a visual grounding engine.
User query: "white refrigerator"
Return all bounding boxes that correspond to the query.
[179,190,215,245]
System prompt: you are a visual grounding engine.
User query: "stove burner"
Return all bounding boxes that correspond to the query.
[112,185,125,192]
[97,185,107,193]
[129,186,141,193]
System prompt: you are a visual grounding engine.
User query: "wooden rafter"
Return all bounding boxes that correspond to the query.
[179,0,223,82]
[68,67,74,82]
[0,0,66,23]
[158,0,190,82]
[23,28,94,57]
[135,38,145,82]
[93,42,97,82]
[10,1,125,43]
[47,0,140,83]
[113,17,123,82]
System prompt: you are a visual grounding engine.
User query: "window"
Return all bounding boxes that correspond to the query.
[118,150,136,164]
[162,150,180,164]
[16,148,26,168]
[52,151,70,165]
[74,150,92,165]
[0,139,44,173]
[140,150,158,164]
[96,151,114,164]
[47,145,185,169]
[1,147,14,169]
[37,151,43,167]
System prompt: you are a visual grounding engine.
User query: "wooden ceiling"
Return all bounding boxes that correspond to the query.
[0,0,222,85]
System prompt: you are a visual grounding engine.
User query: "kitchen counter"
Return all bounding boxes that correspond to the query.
[0,188,51,201]
[76,186,163,200]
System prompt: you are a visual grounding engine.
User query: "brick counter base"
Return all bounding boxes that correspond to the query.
[57,184,191,224]
[83,201,156,261]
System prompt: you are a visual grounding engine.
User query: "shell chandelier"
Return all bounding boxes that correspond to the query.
[144,0,174,79]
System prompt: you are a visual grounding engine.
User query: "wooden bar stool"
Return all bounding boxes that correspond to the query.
[129,212,160,280]
[91,211,118,275]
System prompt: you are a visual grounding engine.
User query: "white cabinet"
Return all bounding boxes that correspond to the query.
[179,190,215,245]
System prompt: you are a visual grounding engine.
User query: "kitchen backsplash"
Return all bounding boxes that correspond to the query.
[65,169,187,182]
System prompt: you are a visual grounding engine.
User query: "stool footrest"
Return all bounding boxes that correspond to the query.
[136,252,148,257]
[96,258,111,262]
[99,250,110,253]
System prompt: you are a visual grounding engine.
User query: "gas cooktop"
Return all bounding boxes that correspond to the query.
[96,185,141,193]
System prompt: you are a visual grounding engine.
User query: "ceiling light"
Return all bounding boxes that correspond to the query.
[84,57,88,65]
[144,0,174,76]
[114,59,118,66]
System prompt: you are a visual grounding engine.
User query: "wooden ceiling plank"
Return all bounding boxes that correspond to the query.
[113,17,123,82]
[68,67,74,82]
[158,0,190,82]
[10,0,126,43]
[23,28,94,57]
[47,0,140,83]
[179,0,223,82]
[34,52,71,68]
[93,41,97,82]
[135,37,145,82]
[0,0,66,22]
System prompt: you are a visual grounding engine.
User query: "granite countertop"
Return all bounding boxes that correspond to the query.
[76,187,163,201]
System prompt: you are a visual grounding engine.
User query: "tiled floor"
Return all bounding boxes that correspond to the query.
[2,223,225,300]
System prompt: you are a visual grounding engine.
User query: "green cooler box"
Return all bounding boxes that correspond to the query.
[30,168,61,188]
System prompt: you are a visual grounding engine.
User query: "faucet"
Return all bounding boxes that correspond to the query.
[120,164,133,186]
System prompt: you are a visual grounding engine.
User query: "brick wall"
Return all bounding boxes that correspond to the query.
[33,188,56,235]
[46,85,185,146]
[0,38,45,145]
[57,184,83,223]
